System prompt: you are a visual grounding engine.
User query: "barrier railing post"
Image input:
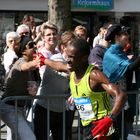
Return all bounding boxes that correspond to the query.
[135,92,139,135]
[78,113,81,140]
[47,99,50,139]
[31,101,34,131]
[0,117,1,140]
[121,108,124,140]
[63,99,66,140]
[15,100,18,140]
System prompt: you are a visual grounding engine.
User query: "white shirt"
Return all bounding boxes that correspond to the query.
[92,34,104,48]
[38,47,53,79]
[3,48,18,74]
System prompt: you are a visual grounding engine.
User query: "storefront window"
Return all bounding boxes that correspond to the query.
[15,12,48,27]
[0,12,15,56]
[0,12,15,40]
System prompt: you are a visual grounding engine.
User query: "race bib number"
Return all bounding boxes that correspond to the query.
[74,97,95,120]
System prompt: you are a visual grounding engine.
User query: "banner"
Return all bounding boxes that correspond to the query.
[72,0,114,10]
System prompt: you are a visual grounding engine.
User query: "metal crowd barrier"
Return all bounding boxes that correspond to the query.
[0,91,139,140]
[121,90,140,140]
[0,95,73,140]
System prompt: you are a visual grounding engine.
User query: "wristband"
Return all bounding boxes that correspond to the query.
[108,114,117,121]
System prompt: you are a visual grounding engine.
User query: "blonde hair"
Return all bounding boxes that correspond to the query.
[74,25,87,36]
[57,31,76,52]
[60,31,76,46]
[41,21,58,35]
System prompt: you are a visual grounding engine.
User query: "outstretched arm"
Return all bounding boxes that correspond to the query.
[44,58,69,73]
[37,52,69,73]
[21,57,40,71]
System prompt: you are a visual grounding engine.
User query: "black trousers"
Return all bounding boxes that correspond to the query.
[83,121,120,140]
[34,103,75,140]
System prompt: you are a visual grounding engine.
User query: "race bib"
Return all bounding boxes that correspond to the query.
[74,97,95,120]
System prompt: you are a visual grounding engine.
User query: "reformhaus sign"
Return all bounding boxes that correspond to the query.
[72,0,113,10]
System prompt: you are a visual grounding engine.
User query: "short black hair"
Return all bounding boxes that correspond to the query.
[69,38,90,56]
[105,24,130,42]
[18,36,34,57]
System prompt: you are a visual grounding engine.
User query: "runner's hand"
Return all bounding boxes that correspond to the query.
[91,116,113,140]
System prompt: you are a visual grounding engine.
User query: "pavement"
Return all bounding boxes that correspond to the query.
[127,134,140,140]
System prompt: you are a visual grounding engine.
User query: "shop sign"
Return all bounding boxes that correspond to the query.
[72,0,114,10]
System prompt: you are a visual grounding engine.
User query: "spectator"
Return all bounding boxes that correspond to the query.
[21,14,35,30]
[103,24,140,140]
[3,31,21,140]
[3,31,21,74]
[74,25,87,39]
[74,25,90,43]
[33,22,59,140]
[21,14,36,39]
[16,24,30,38]
[33,25,42,44]
[21,14,31,25]
[0,37,40,140]
[89,40,110,70]
[92,26,107,48]
[103,24,134,86]
[36,21,58,79]
[29,15,35,30]
[88,23,111,70]
[34,31,76,140]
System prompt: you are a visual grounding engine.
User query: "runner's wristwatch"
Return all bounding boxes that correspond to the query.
[109,114,117,121]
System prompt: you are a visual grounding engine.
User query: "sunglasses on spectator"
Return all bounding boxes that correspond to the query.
[26,41,37,50]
